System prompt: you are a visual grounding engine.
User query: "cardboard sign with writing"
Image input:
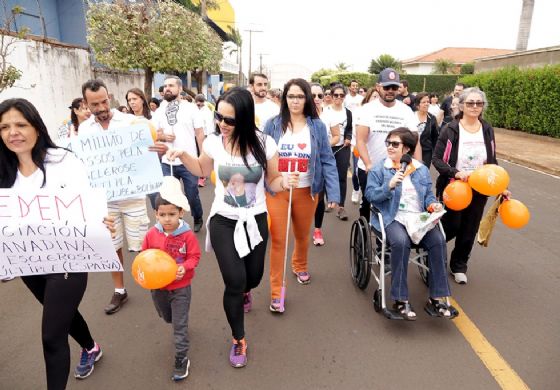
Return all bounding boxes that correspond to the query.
[0,189,122,277]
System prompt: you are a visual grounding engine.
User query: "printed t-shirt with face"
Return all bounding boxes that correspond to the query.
[325,107,347,147]
[355,99,418,170]
[456,123,487,172]
[254,100,279,130]
[203,133,278,219]
[277,126,312,188]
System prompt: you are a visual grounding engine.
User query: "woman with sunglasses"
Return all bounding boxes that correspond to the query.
[167,87,295,368]
[264,78,339,312]
[323,88,333,108]
[432,87,508,285]
[365,127,458,320]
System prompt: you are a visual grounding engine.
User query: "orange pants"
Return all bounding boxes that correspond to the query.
[266,187,318,300]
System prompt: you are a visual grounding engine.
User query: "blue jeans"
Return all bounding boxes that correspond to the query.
[386,221,450,301]
[162,163,203,220]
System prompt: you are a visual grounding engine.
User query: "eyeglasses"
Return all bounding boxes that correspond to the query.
[324,92,331,96]
[287,94,306,100]
[464,101,484,108]
[214,112,236,126]
[382,85,399,91]
[312,93,324,99]
[385,140,403,148]
[332,93,345,98]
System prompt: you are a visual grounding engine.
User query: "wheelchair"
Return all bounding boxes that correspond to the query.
[349,208,445,320]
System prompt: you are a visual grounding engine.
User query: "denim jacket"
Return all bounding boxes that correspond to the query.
[365,158,437,232]
[264,115,340,203]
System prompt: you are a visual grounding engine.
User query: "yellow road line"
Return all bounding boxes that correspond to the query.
[450,298,530,390]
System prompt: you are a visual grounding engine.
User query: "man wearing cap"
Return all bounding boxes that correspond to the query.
[355,68,421,220]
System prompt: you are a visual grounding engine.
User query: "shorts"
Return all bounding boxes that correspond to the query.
[108,198,150,251]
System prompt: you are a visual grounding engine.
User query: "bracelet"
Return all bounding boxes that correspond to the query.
[278,176,286,191]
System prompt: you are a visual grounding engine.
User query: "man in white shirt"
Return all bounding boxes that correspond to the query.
[249,73,279,130]
[355,68,421,221]
[153,76,205,232]
[195,93,214,187]
[343,79,364,112]
[81,79,160,315]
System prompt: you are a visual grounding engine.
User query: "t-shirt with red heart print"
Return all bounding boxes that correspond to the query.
[277,125,312,188]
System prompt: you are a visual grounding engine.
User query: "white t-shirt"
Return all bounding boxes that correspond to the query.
[12,148,89,190]
[355,99,418,170]
[319,106,332,141]
[277,126,312,188]
[254,100,279,130]
[198,105,215,136]
[153,100,204,165]
[325,107,347,147]
[79,109,137,135]
[344,93,364,113]
[428,104,442,118]
[457,124,487,172]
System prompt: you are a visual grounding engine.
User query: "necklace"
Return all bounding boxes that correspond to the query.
[460,119,481,133]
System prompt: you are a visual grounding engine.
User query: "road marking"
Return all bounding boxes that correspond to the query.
[450,298,530,390]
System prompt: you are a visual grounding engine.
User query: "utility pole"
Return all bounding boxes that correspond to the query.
[258,53,268,73]
[244,29,262,79]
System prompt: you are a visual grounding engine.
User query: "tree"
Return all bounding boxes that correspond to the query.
[368,54,402,74]
[173,0,219,15]
[335,62,349,71]
[311,68,336,83]
[87,0,223,98]
[460,62,475,75]
[433,58,455,74]
[0,3,29,93]
[516,0,535,51]
[226,26,243,85]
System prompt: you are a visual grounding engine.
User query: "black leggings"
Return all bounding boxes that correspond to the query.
[209,213,268,340]
[332,145,351,206]
[22,273,94,390]
[314,191,326,228]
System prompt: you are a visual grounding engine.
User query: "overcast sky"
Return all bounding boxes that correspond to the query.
[228,0,560,74]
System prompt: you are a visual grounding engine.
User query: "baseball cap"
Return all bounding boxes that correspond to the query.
[378,68,400,87]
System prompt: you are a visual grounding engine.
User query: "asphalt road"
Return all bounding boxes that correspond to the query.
[1,160,559,390]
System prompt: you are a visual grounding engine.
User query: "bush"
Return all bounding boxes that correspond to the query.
[460,63,474,74]
[460,65,560,137]
[403,74,460,97]
[318,71,376,89]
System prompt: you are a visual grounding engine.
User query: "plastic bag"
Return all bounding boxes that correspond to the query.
[477,195,503,247]
[401,209,446,244]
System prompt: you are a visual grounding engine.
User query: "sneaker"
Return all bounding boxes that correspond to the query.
[193,218,203,233]
[324,205,333,213]
[243,292,252,313]
[269,298,283,313]
[351,190,361,204]
[312,229,325,246]
[104,291,128,315]
[229,338,247,368]
[1,276,15,282]
[172,357,190,381]
[197,177,206,187]
[337,207,349,221]
[451,272,468,285]
[294,271,311,285]
[74,342,103,379]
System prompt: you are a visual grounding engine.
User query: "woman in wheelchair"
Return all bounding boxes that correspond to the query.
[365,127,458,320]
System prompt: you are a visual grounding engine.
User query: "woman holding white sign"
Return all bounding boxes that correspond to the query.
[0,98,114,389]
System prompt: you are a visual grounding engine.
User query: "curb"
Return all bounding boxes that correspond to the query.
[496,152,560,177]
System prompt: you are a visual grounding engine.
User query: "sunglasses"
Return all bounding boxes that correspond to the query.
[287,94,306,100]
[324,92,332,96]
[332,93,345,98]
[312,93,324,99]
[382,85,399,91]
[214,112,236,126]
[385,140,403,148]
[464,101,484,108]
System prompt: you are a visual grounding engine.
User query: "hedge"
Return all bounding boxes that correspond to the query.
[460,65,560,138]
[402,74,460,97]
[318,72,376,89]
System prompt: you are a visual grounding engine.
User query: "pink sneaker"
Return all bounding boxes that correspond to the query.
[294,271,311,285]
[243,292,252,313]
[198,177,206,187]
[312,229,325,246]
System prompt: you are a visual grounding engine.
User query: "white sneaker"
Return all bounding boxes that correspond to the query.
[351,190,361,204]
[451,272,467,284]
[1,276,15,282]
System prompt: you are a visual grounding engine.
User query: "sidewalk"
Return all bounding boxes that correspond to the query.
[494,127,560,177]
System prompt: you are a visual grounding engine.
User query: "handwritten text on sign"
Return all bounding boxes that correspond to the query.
[0,189,122,277]
[70,124,163,201]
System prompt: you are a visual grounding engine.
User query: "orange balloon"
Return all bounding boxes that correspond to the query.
[149,125,158,142]
[499,199,530,229]
[468,164,510,196]
[443,180,473,211]
[353,147,360,158]
[267,214,271,229]
[210,171,216,185]
[131,249,178,289]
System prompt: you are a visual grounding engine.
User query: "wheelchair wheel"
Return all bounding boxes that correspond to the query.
[373,289,382,312]
[417,249,429,287]
[349,217,372,289]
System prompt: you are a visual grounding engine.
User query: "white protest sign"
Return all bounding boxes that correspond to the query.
[0,189,122,277]
[70,124,163,201]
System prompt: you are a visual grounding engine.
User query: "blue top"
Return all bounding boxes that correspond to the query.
[264,115,340,203]
[365,158,437,232]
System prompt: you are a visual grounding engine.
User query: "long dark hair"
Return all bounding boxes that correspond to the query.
[0,99,58,188]
[280,78,318,132]
[215,87,267,171]
[69,97,84,130]
[126,88,152,120]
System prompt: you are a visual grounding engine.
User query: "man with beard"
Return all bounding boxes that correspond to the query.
[153,75,205,232]
[355,68,421,220]
[249,73,278,130]
[80,79,158,314]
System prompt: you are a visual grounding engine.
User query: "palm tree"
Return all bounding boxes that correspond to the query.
[227,26,243,85]
[433,59,455,74]
[335,62,349,71]
[516,0,535,51]
[368,54,402,74]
